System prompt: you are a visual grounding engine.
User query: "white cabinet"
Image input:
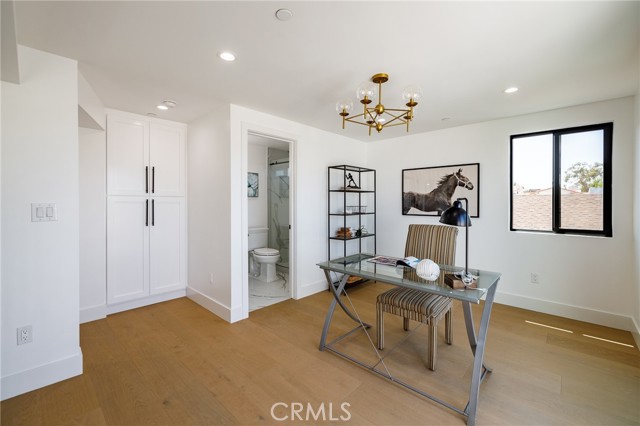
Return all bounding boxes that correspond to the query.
[150,197,186,295]
[106,111,187,307]
[107,197,150,304]
[107,113,186,197]
[150,123,186,196]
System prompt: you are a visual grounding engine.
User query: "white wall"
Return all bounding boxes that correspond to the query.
[230,105,366,321]
[634,89,640,337]
[186,105,233,320]
[369,97,637,331]
[247,143,268,229]
[1,46,82,399]
[79,127,106,323]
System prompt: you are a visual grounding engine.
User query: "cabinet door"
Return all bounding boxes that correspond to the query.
[107,115,149,196]
[107,197,150,304]
[149,197,186,295]
[150,123,185,196]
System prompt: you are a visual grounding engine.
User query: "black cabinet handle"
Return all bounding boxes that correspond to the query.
[152,199,155,226]
[145,166,149,193]
[145,199,149,226]
[152,166,155,193]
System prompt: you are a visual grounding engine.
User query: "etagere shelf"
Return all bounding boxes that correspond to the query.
[327,165,376,285]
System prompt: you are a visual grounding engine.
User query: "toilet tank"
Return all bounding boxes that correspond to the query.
[248,227,269,250]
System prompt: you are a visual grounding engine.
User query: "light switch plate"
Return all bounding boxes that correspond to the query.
[31,203,57,222]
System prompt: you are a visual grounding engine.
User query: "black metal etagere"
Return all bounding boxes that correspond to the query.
[327,165,376,277]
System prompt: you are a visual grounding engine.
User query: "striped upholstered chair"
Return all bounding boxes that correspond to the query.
[376,224,458,371]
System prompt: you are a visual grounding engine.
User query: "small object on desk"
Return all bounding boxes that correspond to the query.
[444,273,477,289]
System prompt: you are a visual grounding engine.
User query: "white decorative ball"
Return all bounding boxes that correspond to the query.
[416,259,440,281]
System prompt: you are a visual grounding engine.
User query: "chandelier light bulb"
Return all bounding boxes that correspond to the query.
[356,82,377,103]
[335,99,353,116]
[402,85,423,104]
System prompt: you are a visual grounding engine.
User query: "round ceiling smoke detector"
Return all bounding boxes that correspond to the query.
[157,100,177,110]
[275,8,293,21]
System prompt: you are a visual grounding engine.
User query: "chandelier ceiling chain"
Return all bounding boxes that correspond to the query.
[336,73,422,136]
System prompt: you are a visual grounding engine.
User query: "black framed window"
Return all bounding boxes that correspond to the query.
[510,123,612,237]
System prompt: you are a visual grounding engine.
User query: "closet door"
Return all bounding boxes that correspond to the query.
[149,197,186,295]
[106,115,150,196]
[107,197,150,304]
[150,123,186,197]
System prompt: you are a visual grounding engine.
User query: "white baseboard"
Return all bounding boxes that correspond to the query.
[80,304,107,324]
[496,291,638,332]
[187,286,242,323]
[106,289,186,315]
[295,279,328,300]
[1,348,83,401]
[631,317,640,349]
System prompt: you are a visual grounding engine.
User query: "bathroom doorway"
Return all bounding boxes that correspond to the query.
[247,133,292,311]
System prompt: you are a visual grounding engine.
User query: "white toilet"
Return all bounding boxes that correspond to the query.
[248,228,280,283]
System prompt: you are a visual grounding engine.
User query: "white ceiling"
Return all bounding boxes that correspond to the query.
[14,1,640,141]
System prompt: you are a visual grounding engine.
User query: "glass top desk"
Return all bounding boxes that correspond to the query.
[317,254,501,426]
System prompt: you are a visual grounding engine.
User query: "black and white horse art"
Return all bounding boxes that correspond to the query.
[402,168,474,215]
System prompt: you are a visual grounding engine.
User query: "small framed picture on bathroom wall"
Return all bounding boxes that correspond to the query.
[248,172,259,197]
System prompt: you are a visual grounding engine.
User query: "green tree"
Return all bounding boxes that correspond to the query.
[563,162,603,192]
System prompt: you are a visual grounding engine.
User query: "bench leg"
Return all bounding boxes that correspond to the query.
[445,309,453,345]
[427,324,437,371]
[403,317,410,331]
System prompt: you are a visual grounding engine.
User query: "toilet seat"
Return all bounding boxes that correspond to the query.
[254,248,279,256]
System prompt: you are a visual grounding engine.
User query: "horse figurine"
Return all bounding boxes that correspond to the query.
[403,168,474,215]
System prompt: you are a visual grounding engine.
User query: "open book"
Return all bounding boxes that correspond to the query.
[368,256,420,268]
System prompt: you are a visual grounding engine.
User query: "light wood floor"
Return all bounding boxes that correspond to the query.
[2,282,639,426]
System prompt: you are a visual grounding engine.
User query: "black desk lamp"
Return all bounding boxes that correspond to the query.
[439,197,473,284]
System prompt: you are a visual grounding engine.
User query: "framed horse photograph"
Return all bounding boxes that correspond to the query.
[402,163,480,217]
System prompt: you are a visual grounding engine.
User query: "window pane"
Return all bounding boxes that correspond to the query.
[512,134,553,231]
[559,130,604,231]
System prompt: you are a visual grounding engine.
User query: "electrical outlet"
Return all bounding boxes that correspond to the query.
[530,273,539,284]
[17,325,32,345]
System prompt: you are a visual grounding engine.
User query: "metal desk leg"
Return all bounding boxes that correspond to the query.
[462,280,498,426]
[320,271,370,350]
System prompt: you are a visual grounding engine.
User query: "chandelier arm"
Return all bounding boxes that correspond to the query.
[382,121,410,128]
[344,117,378,127]
[379,112,409,127]
[383,108,412,112]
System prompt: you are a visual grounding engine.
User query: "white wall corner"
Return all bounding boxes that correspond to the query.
[186,286,244,323]
[1,348,82,401]
[78,72,105,130]
[79,304,107,324]
[295,279,329,300]
[0,0,20,84]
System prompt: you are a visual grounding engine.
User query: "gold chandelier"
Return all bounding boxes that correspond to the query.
[336,73,422,136]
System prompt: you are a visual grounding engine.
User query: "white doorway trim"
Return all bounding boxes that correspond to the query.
[240,123,297,319]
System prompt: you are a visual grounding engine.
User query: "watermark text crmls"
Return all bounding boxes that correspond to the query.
[271,402,351,422]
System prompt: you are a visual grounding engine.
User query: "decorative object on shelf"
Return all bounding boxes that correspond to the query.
[345,173,360,189]
[354,225,368,237]
[416,259,440,281]
[336,73,422,136]
[248,172,259,197]
[402,163,479,217]
[439,197,474,286]
[336,227,353,239]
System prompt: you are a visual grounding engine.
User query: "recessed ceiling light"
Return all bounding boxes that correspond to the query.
[275,8,293,21]
[504,87,519,94]
[156,100,177,110]
[218,51,236,61]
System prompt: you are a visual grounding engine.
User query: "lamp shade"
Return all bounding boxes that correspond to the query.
[439,200,471,227]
